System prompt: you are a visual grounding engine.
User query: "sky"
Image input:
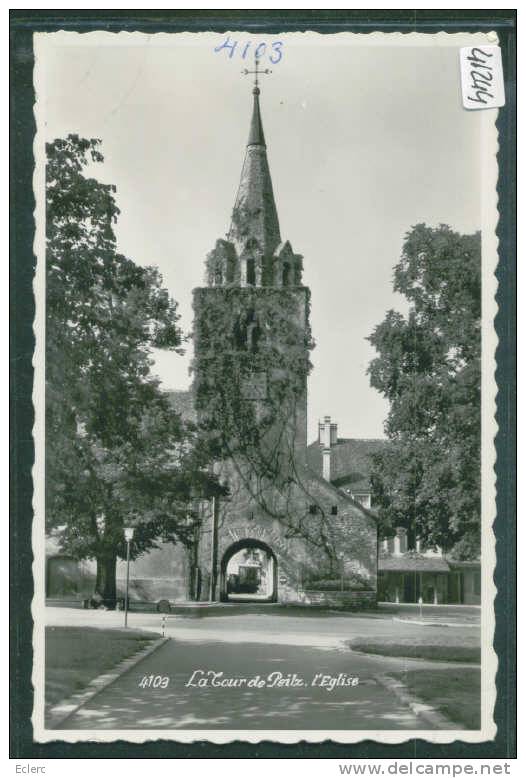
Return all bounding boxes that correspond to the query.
[35,30,488,442]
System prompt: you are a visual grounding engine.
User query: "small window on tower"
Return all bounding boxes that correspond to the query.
[246,258,256,286]
[331,505,338,515]
[282,262,290,286]
[234,309,261,352]
[308,504,318,515]
[246,310,261,352]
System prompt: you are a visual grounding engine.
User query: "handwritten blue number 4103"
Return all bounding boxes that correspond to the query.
[214,37,283,65]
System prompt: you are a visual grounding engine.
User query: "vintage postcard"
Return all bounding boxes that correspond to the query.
[31,29,500,744]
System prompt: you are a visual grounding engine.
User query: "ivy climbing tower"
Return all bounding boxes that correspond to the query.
[191,64,377,604]
[193,66,310,470]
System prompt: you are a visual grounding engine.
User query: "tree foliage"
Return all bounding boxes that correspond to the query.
[46,135,217,602]
[368,224,481,557]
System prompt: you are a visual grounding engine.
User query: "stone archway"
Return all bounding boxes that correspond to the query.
[220,539,278,603]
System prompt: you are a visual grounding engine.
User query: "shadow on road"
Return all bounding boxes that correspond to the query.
[57,639,440,731]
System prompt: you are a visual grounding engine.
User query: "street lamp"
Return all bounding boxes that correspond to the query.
[123,527,135,628]
[186,500,206,602]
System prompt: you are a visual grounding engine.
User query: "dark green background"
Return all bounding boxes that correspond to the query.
[10,9,516,760]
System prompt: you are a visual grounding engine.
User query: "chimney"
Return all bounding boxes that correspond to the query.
[319,415,336,482]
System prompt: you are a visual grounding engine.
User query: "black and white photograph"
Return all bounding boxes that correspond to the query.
[27,27,504,745]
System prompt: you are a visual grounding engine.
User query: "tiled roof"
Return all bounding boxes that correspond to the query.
[378,555,450,573]
[301,463,378,522]
[306,438,387,490]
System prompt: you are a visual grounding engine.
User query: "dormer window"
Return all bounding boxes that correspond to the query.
[282,261,290,286]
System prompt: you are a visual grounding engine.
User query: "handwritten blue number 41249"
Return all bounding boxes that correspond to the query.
[214,37,283,65]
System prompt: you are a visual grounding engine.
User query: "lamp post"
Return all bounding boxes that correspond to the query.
[123,527,134,628]
[184,500,201,601]
[209,463,226,603]
[209,495,219,602]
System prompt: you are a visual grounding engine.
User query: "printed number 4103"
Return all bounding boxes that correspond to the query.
[139,675,170,689]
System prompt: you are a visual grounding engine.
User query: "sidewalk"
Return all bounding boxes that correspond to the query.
[379,602,481,626]
[43,605,480,654]
[45,598,481,623]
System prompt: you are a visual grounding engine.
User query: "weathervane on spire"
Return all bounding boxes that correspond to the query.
[242,55,272,93]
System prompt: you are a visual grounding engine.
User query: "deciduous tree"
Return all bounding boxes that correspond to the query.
[46,135,218,604]
[368,224,481,557]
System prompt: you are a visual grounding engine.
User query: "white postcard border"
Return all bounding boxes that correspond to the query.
[32,29,500,745]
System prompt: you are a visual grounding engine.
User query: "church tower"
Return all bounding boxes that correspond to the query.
[191,67,377,605]
[193,71,310,471]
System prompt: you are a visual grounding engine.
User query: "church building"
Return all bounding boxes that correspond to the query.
[188,73,378,606]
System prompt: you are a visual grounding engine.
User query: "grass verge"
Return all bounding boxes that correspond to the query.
[349,634,480,663]
[45,625,159,710]
[392,668,481,729]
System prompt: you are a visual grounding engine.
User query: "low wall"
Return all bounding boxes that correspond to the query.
[116,577,189,603]
[297,590,377,608]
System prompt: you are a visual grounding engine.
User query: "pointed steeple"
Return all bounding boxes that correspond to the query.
[205,65,303,289]
[247,86,266,147]
[228,84,281,257]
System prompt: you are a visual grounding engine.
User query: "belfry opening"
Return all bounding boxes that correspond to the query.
[220,539,278,603]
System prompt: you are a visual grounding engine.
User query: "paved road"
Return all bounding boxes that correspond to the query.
[60,637,431,730]
[45,608,477,731]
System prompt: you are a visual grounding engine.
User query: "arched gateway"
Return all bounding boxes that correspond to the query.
[220,539,278,603]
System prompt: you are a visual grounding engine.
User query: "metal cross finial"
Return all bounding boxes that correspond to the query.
[242,55,272,90]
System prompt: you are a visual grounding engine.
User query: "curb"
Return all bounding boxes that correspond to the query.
[349,646,479,668]
[392,617,479,628]
[46,636,170,729]
[376,673,460,730]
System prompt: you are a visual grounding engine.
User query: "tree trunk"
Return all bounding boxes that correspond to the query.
[95,553,117,608]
